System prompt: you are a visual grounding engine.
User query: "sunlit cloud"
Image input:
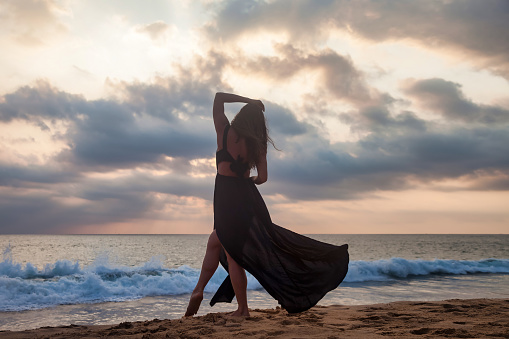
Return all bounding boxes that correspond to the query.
[0,0,70,46]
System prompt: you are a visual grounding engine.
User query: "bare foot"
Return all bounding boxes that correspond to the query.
[184,291,203,317]
[228,309,250,317]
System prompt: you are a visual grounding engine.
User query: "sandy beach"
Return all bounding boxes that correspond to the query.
[1,298,507,338]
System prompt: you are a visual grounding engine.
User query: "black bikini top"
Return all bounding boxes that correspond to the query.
[216,124,250,177]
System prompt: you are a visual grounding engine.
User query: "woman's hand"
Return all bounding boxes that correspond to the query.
[251,99,265,112]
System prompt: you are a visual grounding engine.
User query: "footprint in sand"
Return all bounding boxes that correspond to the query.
[410,327,431,335]
[267,330,286,336]
[297,313,325,326]
[254,309,281,315]
[433,328,469,336]
[280,319,300,325]
[197,327,216,335]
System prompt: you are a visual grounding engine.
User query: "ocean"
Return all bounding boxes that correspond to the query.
[1,234,508,331]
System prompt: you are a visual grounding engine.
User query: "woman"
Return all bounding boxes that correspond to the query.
[185,92,349,317]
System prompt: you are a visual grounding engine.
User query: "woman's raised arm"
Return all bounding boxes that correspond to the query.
[213,92,264,133]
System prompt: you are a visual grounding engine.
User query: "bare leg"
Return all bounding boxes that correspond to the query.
[225,250,250,317]
[184,230,221,317]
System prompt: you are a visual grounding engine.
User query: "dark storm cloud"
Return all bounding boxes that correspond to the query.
[0,160,215,234]
[359,127,509,178]
[61,99,214,167]
[0,80,81,123]
[264,121,509,200]
[0,165,215,234]
[264,102,309,137]
[0,188,155,234]
[339,106,427,134]
[0,82,216,169]
[0,163,77,186]
[258,89,509,200]
[208,0,509,78]
[403,78,509,124]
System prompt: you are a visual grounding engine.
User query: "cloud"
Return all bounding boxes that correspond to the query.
[466,171,509,191]
[2,74,508,204]
[264,102,309,137]
[0,163,215,233]
[0,186,156,234]
[0,0,68,46]
[0,81,213,169]
[265,121,509,200]
[0,47,235,233]
[238,44,382,105]
[0,80,81,123]
[205,0,336,43]
[0,163,77,187]
[339,106,427,135]
[206,0,509,79]
[342,0,509,78]
[403,78,509,124]
[0,48,235,169]
[135,21,173,40]
[198,42,392,108]
[1,26,508,233]
[259,76,509,200]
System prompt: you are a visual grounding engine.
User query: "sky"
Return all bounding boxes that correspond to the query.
[0,0,508,234]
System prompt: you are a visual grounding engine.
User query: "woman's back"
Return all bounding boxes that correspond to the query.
[216,125,250,178]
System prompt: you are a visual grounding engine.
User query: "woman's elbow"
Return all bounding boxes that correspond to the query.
[214,92,226,101]
[258,174,268,184]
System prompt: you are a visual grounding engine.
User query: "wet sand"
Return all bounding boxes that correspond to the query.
[1,298,508,338]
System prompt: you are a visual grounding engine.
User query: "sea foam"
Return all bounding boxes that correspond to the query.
[1,245,508,312]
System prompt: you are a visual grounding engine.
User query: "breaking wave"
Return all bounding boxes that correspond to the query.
[1,244,507,311]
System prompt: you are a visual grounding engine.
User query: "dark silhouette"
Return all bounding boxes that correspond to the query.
[185,92,349,317]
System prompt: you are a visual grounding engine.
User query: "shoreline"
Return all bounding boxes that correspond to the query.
[1,298,508,338]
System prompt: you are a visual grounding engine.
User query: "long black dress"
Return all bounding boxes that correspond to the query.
[211,125,349,313]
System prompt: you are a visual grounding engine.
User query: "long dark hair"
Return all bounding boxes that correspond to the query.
[231,103,276,169]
